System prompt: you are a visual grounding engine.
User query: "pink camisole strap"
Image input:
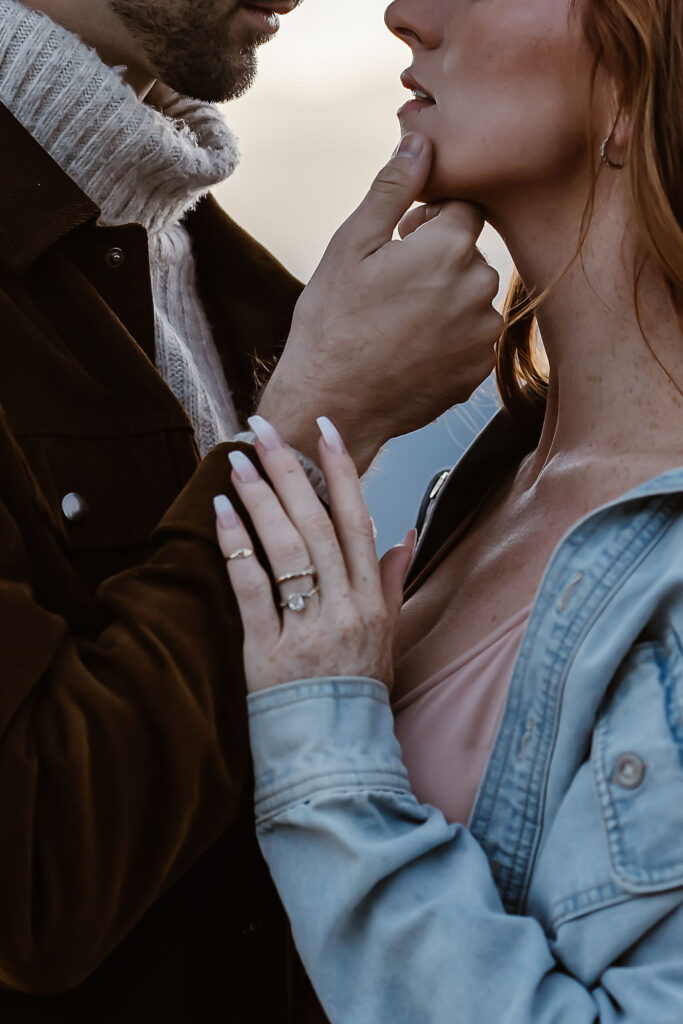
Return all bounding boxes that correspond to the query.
[392,604,532,826]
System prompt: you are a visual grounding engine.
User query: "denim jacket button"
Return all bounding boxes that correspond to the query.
[612,752,647,790]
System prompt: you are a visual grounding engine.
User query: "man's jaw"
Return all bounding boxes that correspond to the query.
[119,0,302,104]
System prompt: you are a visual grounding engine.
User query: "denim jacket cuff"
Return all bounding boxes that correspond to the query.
[247,678,411,822]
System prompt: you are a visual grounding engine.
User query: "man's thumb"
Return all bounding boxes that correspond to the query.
[346,133,433,256]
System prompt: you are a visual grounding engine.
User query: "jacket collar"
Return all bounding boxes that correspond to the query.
[0,102,99,274]
[406,407,538,588]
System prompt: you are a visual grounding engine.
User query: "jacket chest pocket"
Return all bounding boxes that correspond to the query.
[525,632,683,986]
[20,430,196,585]
[592,631,683,892]
[527,633,683,925]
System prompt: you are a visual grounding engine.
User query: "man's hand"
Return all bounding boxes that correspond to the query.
[257,133,503,475]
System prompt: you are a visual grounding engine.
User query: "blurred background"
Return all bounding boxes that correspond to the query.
[214,0,514,552]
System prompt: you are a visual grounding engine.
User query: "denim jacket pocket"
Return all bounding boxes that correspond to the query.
[593,629,683,894]
[528,633,683,936]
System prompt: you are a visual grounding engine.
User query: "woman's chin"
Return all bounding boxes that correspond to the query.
[417,168,481,206]
[396,118,498,206]
[400,132,486,204]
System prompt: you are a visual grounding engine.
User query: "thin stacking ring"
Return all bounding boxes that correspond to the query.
[275,565,317,586]
[227,548,254,561]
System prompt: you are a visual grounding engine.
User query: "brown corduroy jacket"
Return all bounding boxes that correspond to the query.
[0,101,322,1022]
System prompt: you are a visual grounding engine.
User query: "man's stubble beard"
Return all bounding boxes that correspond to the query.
[110,0,269,102]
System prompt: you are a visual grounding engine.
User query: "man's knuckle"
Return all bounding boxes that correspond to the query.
[372,164,408,193]
[486,311,505,338]
[441,203,482,236]
[443,232,473,267]
[477,312,504,345]
[474,264,500,299]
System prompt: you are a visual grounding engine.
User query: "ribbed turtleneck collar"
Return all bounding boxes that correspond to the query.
[0,0,240,234]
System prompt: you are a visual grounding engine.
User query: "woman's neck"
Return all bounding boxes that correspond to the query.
[492,175,683,494]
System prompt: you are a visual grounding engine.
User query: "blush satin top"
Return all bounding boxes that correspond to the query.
[392,604,533,825]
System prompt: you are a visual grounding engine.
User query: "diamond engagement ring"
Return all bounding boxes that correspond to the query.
[279,584,319,612]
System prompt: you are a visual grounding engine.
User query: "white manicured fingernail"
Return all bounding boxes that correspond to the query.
[213,494,238,529]
[317,416,346,455]
[229,451,261,483]
[248,415,286,451]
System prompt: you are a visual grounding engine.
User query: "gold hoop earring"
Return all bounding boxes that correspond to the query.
[600,137,625,170]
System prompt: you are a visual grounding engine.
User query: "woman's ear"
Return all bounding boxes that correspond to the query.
[611,105,631,152]
[597,76,631,170]
[595,69,631,154]
[604,72,631,150]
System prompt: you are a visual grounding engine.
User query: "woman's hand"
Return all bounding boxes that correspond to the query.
[213,417,416,694]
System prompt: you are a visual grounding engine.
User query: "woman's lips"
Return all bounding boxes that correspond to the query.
[398,69,437,117]
[398,97,437,117]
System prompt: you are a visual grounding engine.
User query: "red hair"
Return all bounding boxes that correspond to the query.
[495,0,683,428]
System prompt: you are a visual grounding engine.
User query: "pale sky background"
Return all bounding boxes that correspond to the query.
[212,0,514,549]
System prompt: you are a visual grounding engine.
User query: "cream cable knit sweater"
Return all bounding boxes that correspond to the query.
[0,0,242,456]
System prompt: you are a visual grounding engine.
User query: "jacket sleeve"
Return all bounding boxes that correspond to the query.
[0,433,255,995]
[248,677,683,1024]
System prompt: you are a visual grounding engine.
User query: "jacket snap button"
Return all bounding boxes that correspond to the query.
[61,492,89,523]
[612,752,647,790]
[104,247,125,269]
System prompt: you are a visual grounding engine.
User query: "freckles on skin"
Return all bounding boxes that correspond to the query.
[407,0,592,204]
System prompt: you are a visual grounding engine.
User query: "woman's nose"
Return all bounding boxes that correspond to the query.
[385,0,442,49]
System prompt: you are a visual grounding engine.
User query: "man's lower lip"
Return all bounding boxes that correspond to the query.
[397,99,436,117]
[241,5,280,34]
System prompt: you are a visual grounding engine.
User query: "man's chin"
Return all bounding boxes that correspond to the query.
[161,54,257,104]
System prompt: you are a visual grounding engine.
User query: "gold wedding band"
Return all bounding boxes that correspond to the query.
[227,548,254,561]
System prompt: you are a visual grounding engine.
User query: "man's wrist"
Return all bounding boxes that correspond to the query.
[256,408,381,476]
[254,408,318,466]
[257,375,387,475]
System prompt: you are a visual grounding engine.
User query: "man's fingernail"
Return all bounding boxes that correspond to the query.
[316,416,347,454]
[248,414,286,451]
[229,451,261,483]
[213,494,238,529]
[393,132,424,160]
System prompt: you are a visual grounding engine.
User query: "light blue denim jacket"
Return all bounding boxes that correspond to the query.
[248,408,683,1023]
